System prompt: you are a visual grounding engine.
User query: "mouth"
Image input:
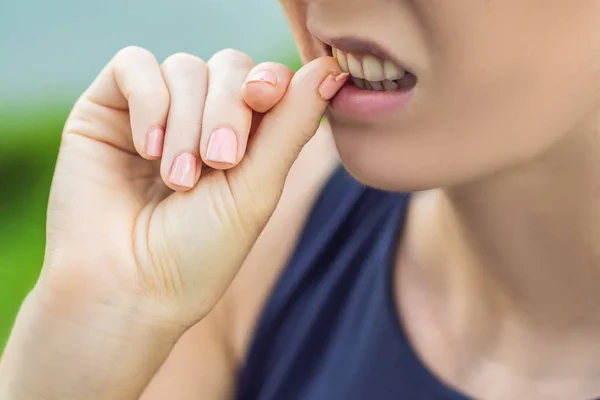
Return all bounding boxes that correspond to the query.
[316,36,417,119]
[323,39,417,92]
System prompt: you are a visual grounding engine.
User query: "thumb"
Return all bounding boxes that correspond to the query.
[239,56,348,192]
[143,57,347,320]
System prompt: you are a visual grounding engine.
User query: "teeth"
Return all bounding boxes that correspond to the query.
[362,54,384,82]
[334,49,349,73]
[332,47,407,91]
[383,60,405,81]
[346,53,364,79]
[382,79,399,91]
[351,77,366,89]
[369,81,384,91]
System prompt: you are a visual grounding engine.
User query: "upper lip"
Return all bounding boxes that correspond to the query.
[316,35,413,75]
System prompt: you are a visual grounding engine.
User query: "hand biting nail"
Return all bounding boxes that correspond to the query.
[318,72,350,100]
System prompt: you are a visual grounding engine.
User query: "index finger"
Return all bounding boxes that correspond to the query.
[82,46,170,159]
[242,62,294,114]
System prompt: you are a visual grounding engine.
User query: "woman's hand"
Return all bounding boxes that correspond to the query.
[0,47,347,399]
[46,46,345,324]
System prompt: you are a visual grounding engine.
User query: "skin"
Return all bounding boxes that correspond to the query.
[284,0,600,398]
[2,0,600,399]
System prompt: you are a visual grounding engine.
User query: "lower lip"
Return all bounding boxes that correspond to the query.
[329,82,414,120]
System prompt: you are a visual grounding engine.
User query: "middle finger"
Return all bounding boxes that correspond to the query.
[201,49,255,170]
[160,52,209,190]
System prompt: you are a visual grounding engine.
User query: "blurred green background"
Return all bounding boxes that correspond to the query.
[0,1,300,347]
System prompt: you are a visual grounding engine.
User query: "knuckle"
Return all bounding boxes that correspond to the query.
[114,45,156,65]
[111,46,169,108]
[210,48,253,67]
[162,52,207,75]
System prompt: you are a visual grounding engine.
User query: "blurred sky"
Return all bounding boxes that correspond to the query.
[0,1,297,342]
[0,0,296,105]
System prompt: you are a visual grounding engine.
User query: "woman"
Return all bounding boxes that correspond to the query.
[1,1,599,398]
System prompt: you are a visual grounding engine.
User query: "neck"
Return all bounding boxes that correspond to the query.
[443,124,600,328]
[398,119,600,394]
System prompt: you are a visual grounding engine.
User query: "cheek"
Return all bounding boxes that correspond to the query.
[433,36,600,171]
[333,49,600,192]
[386,12,600,190]
[425,1,600,149]
[305,0,600,191]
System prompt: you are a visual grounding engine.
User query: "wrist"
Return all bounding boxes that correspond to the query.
[0,280,186,399]
[33,266,189,337]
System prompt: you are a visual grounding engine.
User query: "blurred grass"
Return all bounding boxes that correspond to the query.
[0,52,302,349]
[0,103,69,345]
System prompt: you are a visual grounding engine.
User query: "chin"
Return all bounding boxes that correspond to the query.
[329,123,447,193]
[334,145,444,194]
[330,124,517,193]
[339,159,440,193]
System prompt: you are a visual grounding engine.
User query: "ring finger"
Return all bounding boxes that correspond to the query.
[160,53,209,190]
[200,49,255,170]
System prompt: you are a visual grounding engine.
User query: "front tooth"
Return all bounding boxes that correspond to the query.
[334,49,349,73]
[369,81,384,91]
[362,55,385,82]
[347,53,364,79]
[382,79,399,91]
[351,77,366,89]
[383,59,405,80]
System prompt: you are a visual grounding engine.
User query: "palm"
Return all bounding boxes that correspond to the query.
[37,48,341,327]
[46,113,256,321]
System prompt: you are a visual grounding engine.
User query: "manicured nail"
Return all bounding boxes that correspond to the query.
[169,153,196,188]
[318,72,350,100]
[146,126,164,157]
[244,70,278,86]
[206,127,238,164]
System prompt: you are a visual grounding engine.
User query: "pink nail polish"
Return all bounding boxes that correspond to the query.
[244,70,278,86]
[146,127,164,157]
[206,127,238,164]
[318,72,350,100]
[169,153,196,188]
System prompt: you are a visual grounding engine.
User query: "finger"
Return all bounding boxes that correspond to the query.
[199,49,255,170]
[242,62,294,114]
[240,56,348,190]
[160,53,209,191]
[83,46,170,159]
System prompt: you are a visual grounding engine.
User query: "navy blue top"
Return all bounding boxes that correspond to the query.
[236,166,469,400]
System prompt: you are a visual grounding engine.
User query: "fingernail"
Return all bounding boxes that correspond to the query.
[206,127,238,164]
[146,126,164,157]
[318,72,350,100]
[244,70,278,86]
[169,153,196,188]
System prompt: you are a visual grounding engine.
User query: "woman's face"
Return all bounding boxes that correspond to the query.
[280,0,600,190]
